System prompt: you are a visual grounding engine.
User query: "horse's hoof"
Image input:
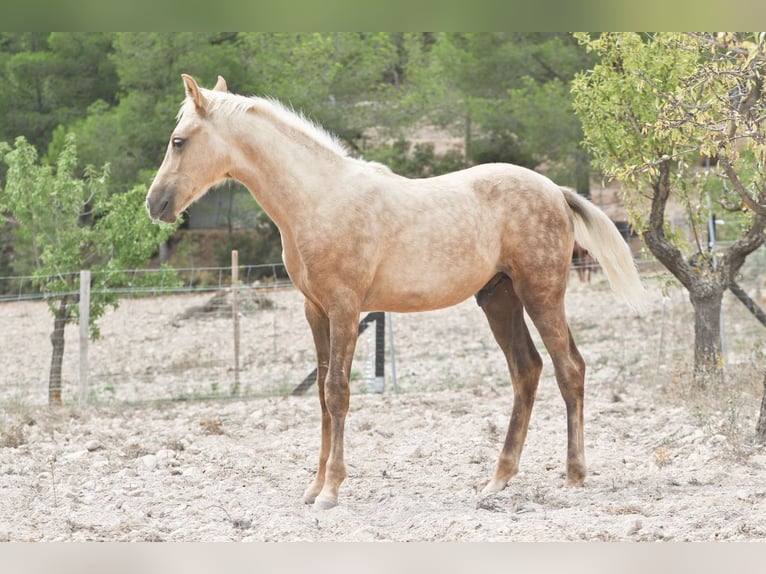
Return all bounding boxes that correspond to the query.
[565,466,586,487]
[313,496,338,510]
[480,478,508,495]
[302,482,322,504]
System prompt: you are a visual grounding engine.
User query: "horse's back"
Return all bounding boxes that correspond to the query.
[356,162,573,312]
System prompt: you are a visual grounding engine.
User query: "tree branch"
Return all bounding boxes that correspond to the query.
[718,195,743,212]
[685,32,761,59]
[642,160,699,291]
[531,53,567,83]
[718,157,766,216]
[722,211,766,281]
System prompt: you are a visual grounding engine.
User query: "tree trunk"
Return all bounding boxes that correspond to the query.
[49,295,71,406]
[757,371,766,443]
[689,289,724,388]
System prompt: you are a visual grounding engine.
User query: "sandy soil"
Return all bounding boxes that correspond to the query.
[1,275,765,541]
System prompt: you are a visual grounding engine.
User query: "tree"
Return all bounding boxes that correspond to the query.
[66,33,239,193]
[572,32,766,387]
[236,32,401,152]
[0,134,178,405]
[395,33,594,194]
[0,33,118,152]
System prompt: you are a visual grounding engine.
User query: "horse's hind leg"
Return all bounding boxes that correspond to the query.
[477,274,543,495]
[520,281,587,487]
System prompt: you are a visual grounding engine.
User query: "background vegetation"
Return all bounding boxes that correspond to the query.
[0,32,594,274]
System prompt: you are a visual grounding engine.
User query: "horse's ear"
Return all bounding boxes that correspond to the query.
[213,75,228,92]
[181,74,206,115]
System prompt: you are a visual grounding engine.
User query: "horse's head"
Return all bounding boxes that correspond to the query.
[146,74,230,223]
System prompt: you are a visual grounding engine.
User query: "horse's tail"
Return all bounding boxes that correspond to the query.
[561,186,645,311]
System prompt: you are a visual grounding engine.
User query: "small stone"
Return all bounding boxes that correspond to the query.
[138,454,158,470]
[85,439,102,452]
[514,501,541,514]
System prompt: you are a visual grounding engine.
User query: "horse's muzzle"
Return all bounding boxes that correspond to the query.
[146,187,177,223]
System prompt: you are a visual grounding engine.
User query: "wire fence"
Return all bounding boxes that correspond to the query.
[0,249,764,408]
[0,262,292,303]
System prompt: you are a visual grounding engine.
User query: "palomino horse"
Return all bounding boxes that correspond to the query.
[146,75,644,510]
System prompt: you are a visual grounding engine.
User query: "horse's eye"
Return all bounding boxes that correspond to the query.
[171,137,186,149]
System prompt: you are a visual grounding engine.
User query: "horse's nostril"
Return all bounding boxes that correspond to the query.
[159,199,169,215]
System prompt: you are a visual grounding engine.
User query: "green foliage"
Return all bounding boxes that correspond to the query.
[364,139,466,178]
[571,32,766,388]
[572,33,765,253]
[237,32,402,152]
[572,34,698,190]
[0,33,118,152]
[392,33,592,188]
[0,133,178,338]
[0,33,594,190]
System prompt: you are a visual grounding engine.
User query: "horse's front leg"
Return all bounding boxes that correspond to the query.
[302,299,330,505]
[313,299,360,510]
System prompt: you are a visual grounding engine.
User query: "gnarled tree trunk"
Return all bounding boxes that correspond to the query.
[689,288,725,388]
[642,160,766,389]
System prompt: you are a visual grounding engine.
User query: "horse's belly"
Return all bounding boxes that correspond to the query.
[362,262,495,313]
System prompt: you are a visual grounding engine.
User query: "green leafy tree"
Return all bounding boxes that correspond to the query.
[236,32,400,151]
[363,138,466,178]
[395,33,593,193]
[51,32,244,195]
[0,134,178,405]
[0,32,118,152]
[572,32,766,387]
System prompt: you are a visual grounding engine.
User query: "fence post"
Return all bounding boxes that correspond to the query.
[231,250,241,395]
[372,311,385,393]
[78,270,91,406]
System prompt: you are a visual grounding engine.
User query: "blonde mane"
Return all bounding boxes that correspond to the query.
[178,89,349,158]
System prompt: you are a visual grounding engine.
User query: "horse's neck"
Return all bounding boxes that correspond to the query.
[228,115,348,231]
